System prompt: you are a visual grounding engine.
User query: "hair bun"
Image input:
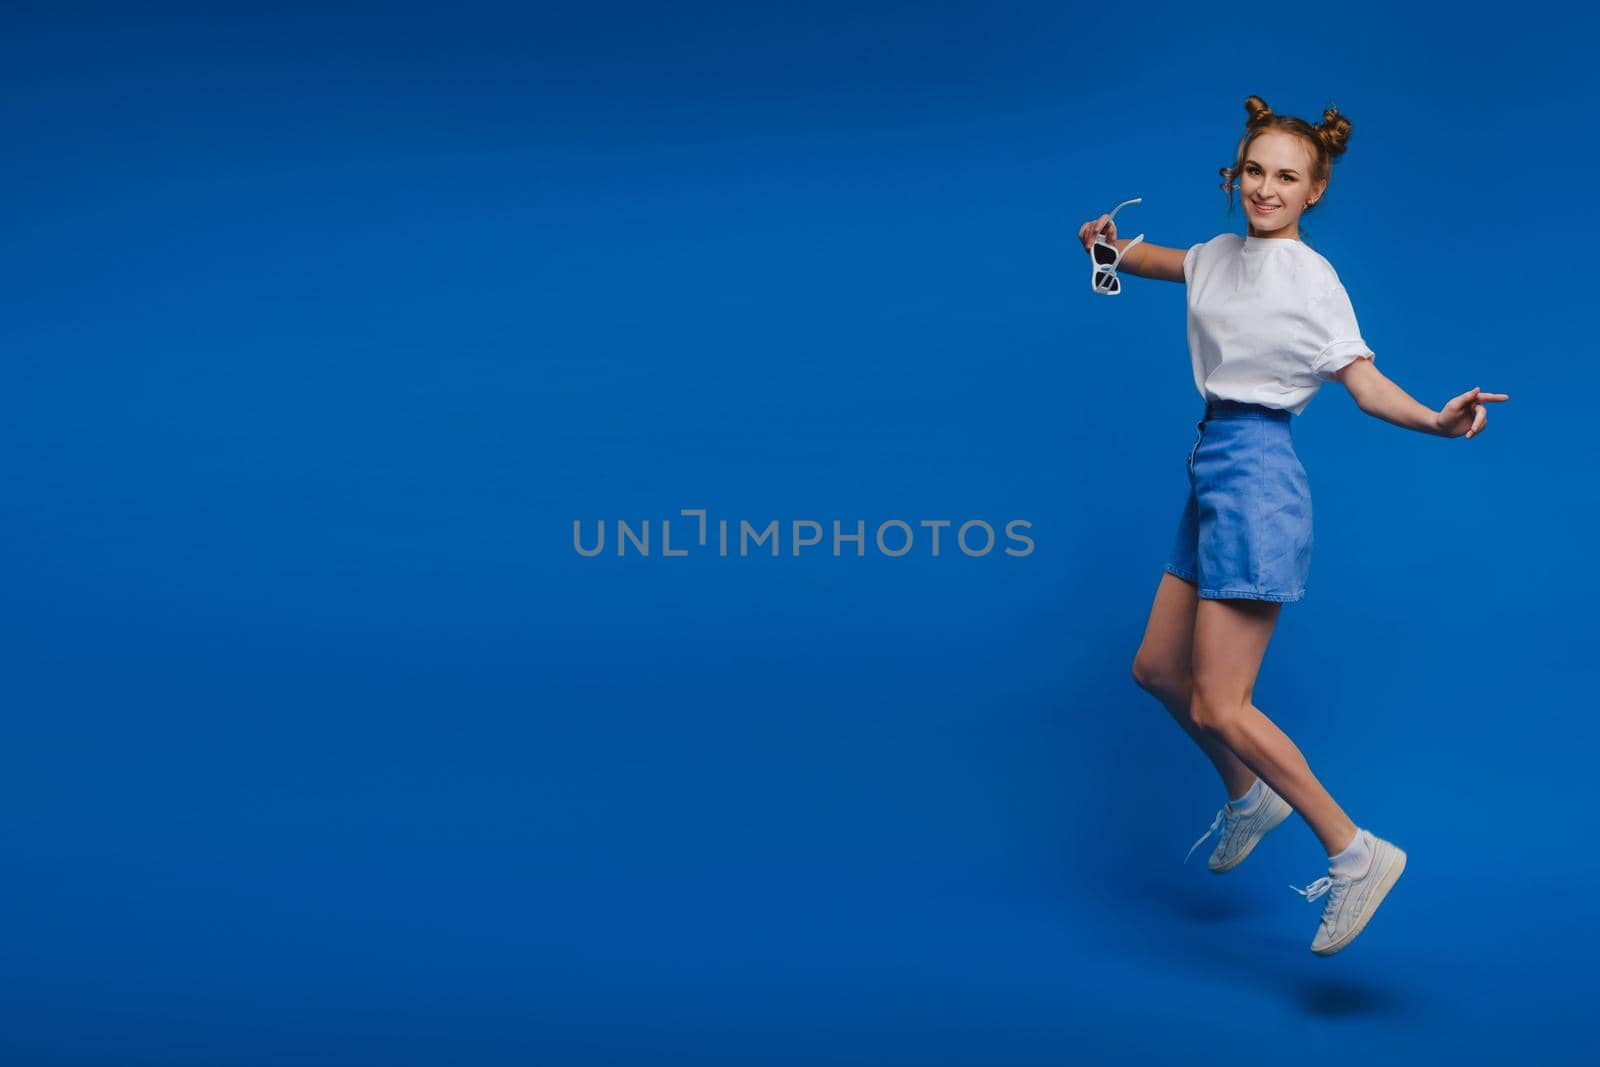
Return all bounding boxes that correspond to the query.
[1316,102,1354,158]
[1244,94,1274,125]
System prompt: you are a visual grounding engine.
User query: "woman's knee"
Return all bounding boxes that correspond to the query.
[1189,683,1246,735]
[1132,653,1191,707]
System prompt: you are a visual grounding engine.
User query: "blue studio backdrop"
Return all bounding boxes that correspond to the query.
[6,2,1596,1064]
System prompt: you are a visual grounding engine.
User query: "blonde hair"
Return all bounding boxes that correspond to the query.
[1218,95,1354,240]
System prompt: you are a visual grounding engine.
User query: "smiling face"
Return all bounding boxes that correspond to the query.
[1240,129,1327,240]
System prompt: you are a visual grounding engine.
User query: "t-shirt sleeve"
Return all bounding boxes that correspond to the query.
[1183,241,1205,286]
[1308,281,1376,380]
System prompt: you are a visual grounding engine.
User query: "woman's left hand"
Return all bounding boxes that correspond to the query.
[1434,386,1509,439]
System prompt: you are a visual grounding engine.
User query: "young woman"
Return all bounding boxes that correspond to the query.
[1078,96,1507,956]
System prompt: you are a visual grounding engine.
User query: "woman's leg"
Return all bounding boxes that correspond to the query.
[1132,572,1256,801]
[1189,595,1359,856]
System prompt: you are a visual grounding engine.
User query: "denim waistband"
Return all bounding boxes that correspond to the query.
[1203,398,1291,421]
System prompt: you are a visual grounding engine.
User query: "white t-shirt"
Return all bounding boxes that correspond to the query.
[1183,232,1375,416]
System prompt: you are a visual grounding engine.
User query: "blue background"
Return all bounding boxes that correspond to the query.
[6,2,1594,1063]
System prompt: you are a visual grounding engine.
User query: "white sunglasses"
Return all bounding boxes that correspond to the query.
[1090,197,1145,296]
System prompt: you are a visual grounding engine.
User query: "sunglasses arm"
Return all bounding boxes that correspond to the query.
[1093,231,1147,258]
[1106,196,1142,222]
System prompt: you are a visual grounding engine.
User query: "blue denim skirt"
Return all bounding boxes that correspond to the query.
[1164,399,1312,603]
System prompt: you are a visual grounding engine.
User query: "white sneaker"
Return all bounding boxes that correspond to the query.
[1289,830,1407,956]
[1183,783,1294,873]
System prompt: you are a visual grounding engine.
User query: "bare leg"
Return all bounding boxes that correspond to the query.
[1132,572,1256,801]
[1190,595,1359,857]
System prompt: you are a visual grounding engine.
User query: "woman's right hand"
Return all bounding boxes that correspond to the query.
[1078,213,1118,254]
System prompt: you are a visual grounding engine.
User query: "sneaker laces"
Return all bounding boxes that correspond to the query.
[1289,872,1351,927]
[1184,806,1236,865]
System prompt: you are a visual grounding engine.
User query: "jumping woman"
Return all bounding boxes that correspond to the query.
[1078,95,1507,955]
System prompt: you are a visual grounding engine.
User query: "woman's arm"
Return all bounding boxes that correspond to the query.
[1075,214,1188,283]
[1334,358,1439,433]
[1334,358,1509,438]
[1096,240,1186,283]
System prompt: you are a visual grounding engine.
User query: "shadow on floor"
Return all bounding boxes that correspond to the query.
[1071,861,1419,1020]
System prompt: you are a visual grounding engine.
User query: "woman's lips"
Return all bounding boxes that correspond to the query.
[1252,202,1278,214]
